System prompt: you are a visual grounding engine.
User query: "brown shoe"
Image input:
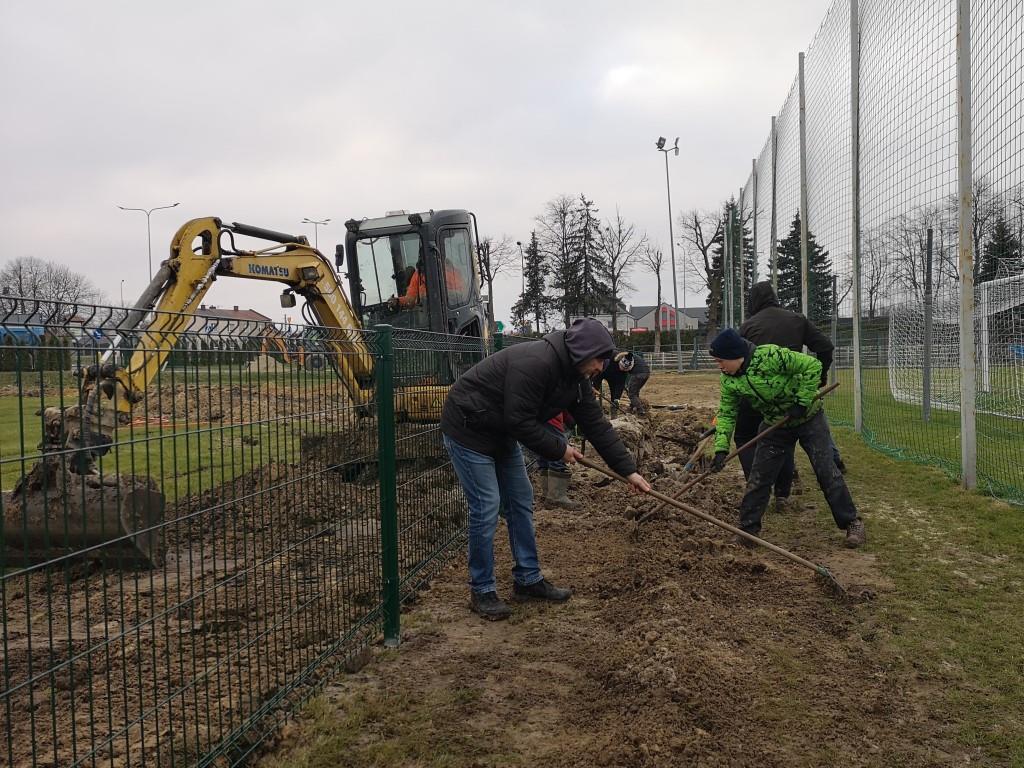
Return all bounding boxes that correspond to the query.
[774,496,794,513]
[845,518,866,548]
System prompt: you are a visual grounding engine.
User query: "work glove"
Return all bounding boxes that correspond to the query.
[710,451,728,473]
[786,404,808,421]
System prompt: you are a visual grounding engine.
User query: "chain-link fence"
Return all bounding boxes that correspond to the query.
[0,300,483,767]
[728,0,1024,504]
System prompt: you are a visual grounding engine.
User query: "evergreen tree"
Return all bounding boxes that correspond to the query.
[980,214,1023,283]
[708,199,753,328]
[775,211,833,325]
[511,230,552,333]
[568,194,610,317]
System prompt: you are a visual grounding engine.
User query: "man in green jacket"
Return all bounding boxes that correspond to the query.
[708,328,866,548]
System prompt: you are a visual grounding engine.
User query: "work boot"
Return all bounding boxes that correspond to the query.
[546,469,581,511]
[470,591,512,621]
[774,496,794,513]
[512,578,572,602]
[791,469,804,496]
[734,532,758,549]
[536,469,550,503]
[610,402,619,419]
[845,518,867,548]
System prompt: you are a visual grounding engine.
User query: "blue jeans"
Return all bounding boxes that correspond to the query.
[443,434,543,594]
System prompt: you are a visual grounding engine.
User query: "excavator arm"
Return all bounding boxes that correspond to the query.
[83,217,449,447]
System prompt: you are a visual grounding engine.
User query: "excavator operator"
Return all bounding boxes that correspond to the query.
[388,258,468,311]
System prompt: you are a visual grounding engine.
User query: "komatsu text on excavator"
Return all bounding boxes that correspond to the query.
[2,210,490,566]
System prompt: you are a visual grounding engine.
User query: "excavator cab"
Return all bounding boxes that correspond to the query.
[343,209,489,340]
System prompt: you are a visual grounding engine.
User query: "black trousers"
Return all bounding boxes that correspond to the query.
[738,411,858,535]
[625,372,649,411]
[735,400,794,498]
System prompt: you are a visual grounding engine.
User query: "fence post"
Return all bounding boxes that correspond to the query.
[923,228,934,421]
[830,273,838,384]
[957,0,977,488]
[850,0,863,433]
[798,51,810,318]
[374,323,401,646]
[752,157,759,284]
[771,115,779,291]
[739,185,746,323]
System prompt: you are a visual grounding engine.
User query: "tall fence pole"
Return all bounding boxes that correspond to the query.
[374,324,402,645]
[770,116,779,291]
[830,273,839,384]
[798,51,810,318]
[752,157,759,284]
[923,228,934,422]
[739,185,746,323]
[850,0,863,433]
[725,204,734,327]
[957,0,977,488]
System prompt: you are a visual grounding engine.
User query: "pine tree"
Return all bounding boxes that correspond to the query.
[568,194,610,317]
[775,211,833,324]
[980,214,1023,283]
[511,230,552,333]
[708,199,753,328]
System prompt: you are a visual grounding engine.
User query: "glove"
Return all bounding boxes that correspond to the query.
[786,404,808,420]
[386,296,400,312]
[710,451,728,473]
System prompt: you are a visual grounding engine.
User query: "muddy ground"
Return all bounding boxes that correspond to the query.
[263,371,961,768]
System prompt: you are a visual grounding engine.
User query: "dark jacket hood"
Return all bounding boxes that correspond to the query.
[562,318,615,365]
[748,281,780,316]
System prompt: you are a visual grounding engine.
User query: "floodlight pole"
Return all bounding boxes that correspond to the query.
[657,137,683,372]
[117,202,180,281]
[302,217,331,250]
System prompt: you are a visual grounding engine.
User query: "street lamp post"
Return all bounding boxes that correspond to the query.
[516,241,525,295]
[656,136,683,372]
[120,279,125,307]
[301,217,330,251]
[117,202,180,281]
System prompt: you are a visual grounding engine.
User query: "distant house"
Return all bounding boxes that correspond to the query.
[191,305,275,336]
[568,312,637,332]
[628,303,702,332]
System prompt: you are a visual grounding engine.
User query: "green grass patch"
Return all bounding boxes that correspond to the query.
[795,428,1024,762]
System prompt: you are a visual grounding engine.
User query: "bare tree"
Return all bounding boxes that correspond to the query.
[599,208,646,334]
[477,235,519,333]
[639,245,665,353]
[677,208,724,335]
[862,228,891,320]
[885,205,958,305]
[1,256,104,318]
[535,195,577,327]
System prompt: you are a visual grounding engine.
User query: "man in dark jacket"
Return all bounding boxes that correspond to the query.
[592,350,651,416]
[441,318,651,620]
[736,281,843,510]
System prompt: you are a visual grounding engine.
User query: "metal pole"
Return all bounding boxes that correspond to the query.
[752,158,759,284]
[664,151,683,372]
[831,273,839,385]
[724,206,732,327]
[798,51,810,318]
[850,0,863,433]
[957,0,977,488]
[770,116,779,291]
[739,185,746,323]
[145,213,153,282]
[923,228,934,421]
[374,324,401,645]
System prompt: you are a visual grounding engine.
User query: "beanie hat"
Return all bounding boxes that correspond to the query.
[709,328,748,360]
[564,318,615,364]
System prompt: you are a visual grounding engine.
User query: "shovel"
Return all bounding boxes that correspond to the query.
[640,382,841,524]
[576,455,849,600]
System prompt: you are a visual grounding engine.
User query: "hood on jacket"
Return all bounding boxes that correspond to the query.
[747,281,780,316]
[563,318,615,365]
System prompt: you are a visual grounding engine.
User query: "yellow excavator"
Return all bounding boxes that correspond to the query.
[3,211,490,566]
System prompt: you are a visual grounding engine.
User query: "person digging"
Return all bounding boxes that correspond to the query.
[592,350,651,417]
[707,328,866,549]
[441,317,652,620]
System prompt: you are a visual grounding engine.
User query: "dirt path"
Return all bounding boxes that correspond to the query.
[262,372,964,767]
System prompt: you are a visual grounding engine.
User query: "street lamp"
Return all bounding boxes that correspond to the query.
[301,217,330,250]
[120,279,125,307]
[117,202,180,281]
[656,136,683,372]
[516,241,525,295]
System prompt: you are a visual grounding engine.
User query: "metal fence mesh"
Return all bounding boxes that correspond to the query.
[0,303,481,767]
[729,0,1024,503]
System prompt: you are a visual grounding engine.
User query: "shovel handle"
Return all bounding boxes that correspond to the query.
[577,455,825,574]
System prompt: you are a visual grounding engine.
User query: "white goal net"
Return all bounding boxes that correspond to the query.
[888,273,1024,418]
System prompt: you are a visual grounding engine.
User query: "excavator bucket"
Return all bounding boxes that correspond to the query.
[2,460,165,568]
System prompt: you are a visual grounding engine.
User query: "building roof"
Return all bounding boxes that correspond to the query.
[628,303,708,323]
[195,305,274,323]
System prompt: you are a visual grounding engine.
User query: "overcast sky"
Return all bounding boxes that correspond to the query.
[0,0,828,327]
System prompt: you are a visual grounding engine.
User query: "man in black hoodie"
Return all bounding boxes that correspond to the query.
[441,318,651,620]
[737,281,843,509]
